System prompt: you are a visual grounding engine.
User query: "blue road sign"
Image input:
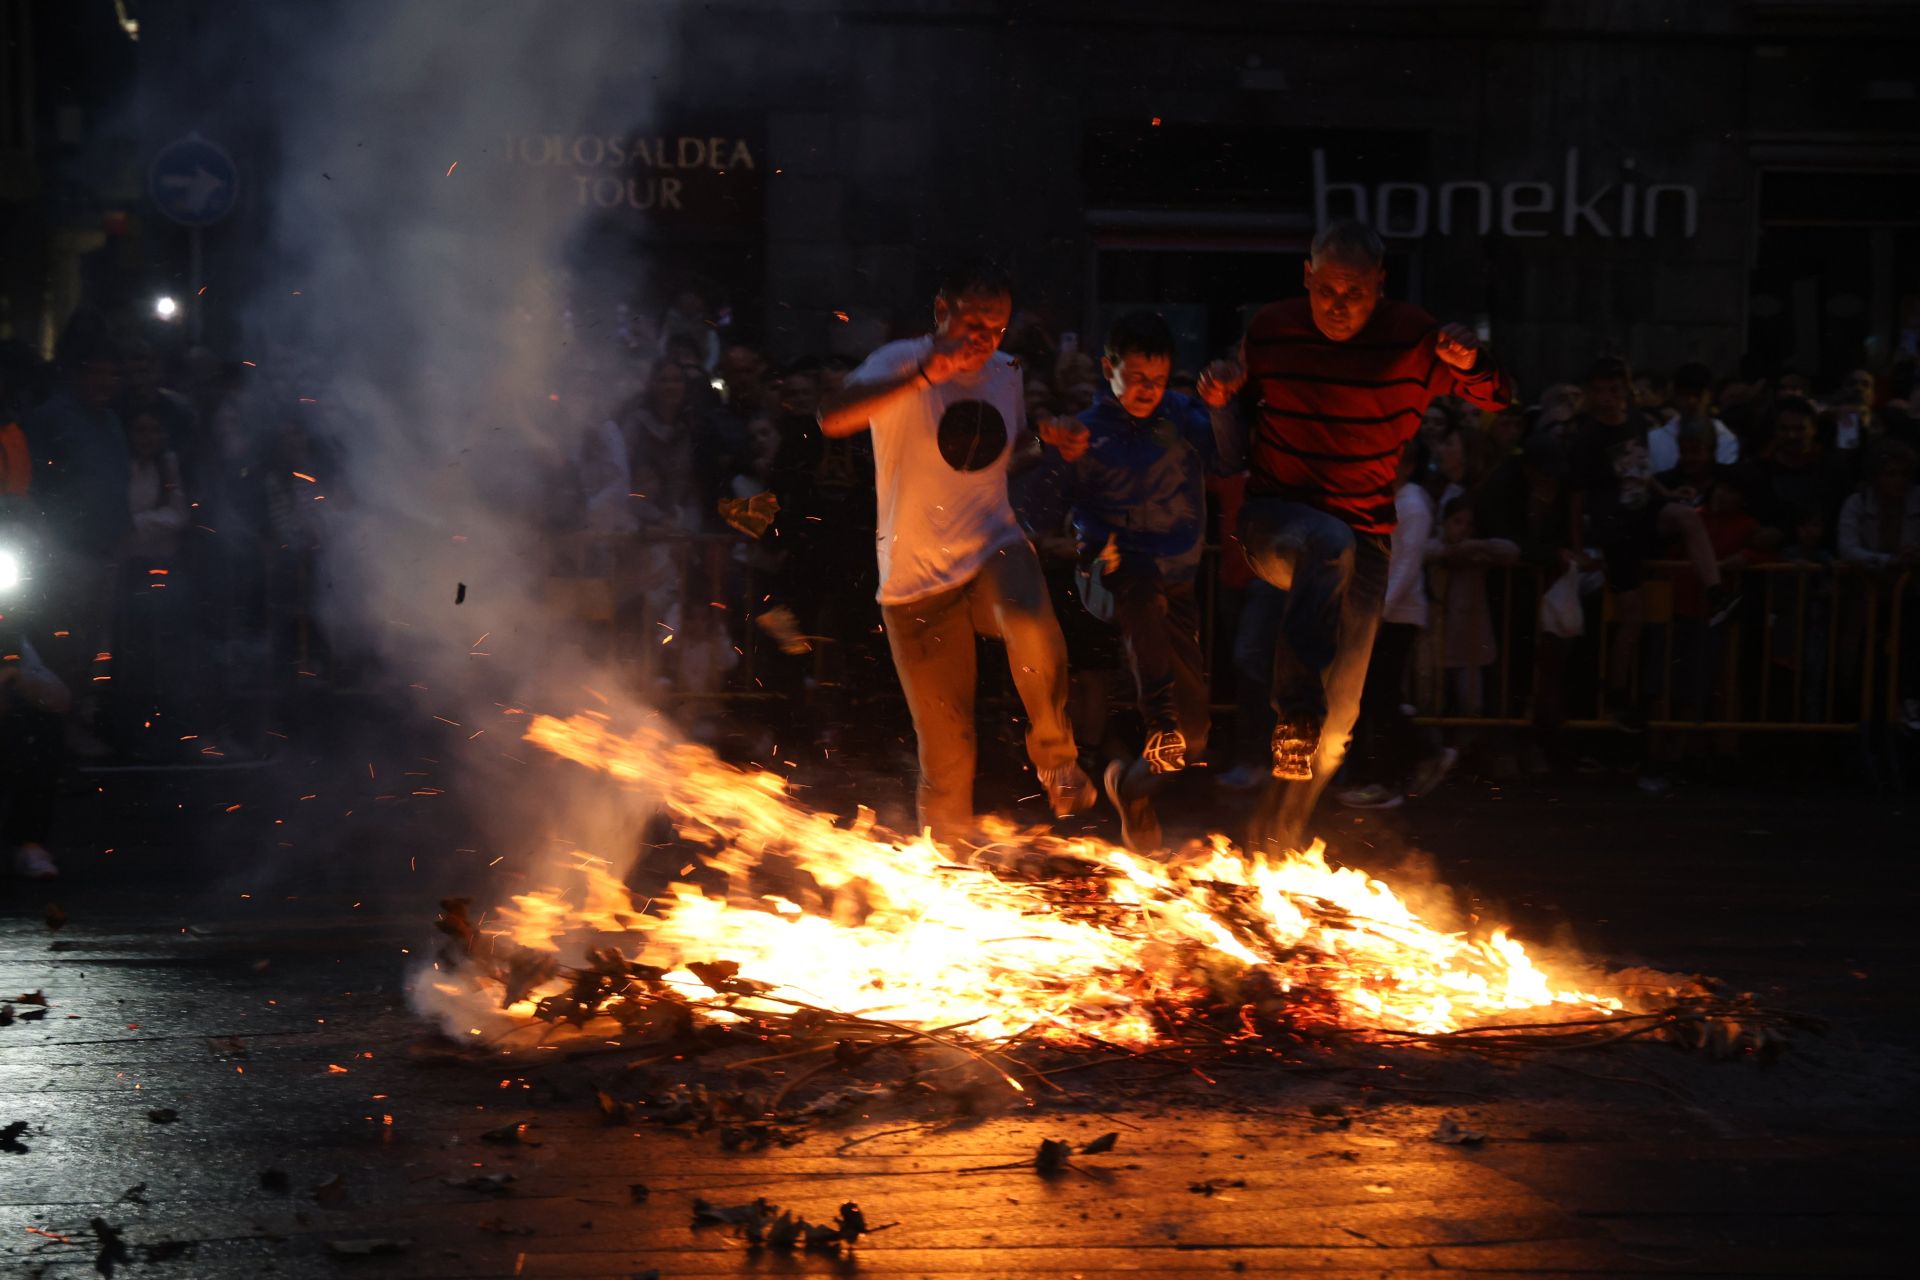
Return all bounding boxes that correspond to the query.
[149,134,239,227]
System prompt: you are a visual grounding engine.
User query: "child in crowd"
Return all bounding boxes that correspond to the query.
[1336,436,1458,811]
[1038,310,1241,852]
[1655,419,1722,513]
[1427,496,1519,719]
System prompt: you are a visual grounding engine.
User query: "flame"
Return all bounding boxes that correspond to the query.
[425,713,1622,1049]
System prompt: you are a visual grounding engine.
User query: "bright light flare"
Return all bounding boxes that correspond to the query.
[153,296,180,320]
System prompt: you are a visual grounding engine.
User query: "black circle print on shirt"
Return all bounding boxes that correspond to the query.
[936,399,1009,473]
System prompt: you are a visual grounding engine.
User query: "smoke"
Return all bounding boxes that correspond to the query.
[242,2,690,872]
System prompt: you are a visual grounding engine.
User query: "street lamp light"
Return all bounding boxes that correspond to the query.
[154,295,180,321]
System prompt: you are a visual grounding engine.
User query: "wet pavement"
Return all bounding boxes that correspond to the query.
[2,767,1914,1278]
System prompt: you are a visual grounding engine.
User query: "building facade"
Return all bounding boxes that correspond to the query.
[17,0,1920,397]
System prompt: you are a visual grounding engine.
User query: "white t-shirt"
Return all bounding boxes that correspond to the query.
[1648,414,1739,472]
[848,336,1029,605]
[1383,482,1434,627]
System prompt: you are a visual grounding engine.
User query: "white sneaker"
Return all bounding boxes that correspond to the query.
[11,844,58,880]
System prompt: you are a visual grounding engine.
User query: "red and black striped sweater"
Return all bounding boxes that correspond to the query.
[1240,297,1513,535]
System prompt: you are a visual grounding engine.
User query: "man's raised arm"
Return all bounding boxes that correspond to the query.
[818,332,974,437]
[817,366,924,437]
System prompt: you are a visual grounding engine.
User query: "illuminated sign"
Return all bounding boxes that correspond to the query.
[1314,147,1697,239]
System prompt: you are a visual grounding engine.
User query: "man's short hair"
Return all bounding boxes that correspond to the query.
[1585,356,1631,386]
[1310,218,1385,269]
[1103,310,1176,364]
[1672,361,1713,396]
[935,256,1015,302]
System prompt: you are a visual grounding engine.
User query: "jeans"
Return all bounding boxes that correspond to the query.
[1238,499,1391,845]
[882,539,1078,840]
[1107,559,1210,808]
[1230,581,1286,769]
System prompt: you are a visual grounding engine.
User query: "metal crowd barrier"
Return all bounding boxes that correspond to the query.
[1406,560,1912,734]
[553,533,1914,741]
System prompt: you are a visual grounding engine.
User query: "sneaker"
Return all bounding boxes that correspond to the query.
[1706,585,1742,629]
[1038,762,1097,818]
[1407,746,1459,798]
[1336,783,1404,811]
[11,844,57,880]
[1214,764,1267,791]
[1142,728,1187,775]
[754,606,812,656]
[1270,720,1320,781]
[1104,760,1163,853]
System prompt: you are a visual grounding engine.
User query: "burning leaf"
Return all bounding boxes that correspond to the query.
[1080,1131,1119,1155]
[326,1239,411,1257]
[91,1218,132,1277]
[1,1120,28,1153]
[1429,1116,1485,1145]
[16,991,47,1005]
[311,1174,347,1204]
[717,490,780,539]
[686,959,769,996]
[1035,1138,1073,1176]
[434,898,476,950]
[146,1108,179,1125]
[480,1120,534,1144]
[45,903,67,931]
[501,947,561,1009]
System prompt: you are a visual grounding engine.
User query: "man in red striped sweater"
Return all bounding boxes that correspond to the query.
[1204,220,1512,846]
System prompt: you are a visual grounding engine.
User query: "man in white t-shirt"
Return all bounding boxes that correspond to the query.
[1647,361,1739,473]
[817,261,1096,841]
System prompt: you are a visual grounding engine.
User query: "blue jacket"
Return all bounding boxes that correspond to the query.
[1032,390,1243,583]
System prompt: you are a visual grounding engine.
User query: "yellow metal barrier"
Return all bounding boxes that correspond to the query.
[556,532,1915,740]
[1408,560,1907,733]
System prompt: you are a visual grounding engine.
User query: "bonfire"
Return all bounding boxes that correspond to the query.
[416,712,1805,1120]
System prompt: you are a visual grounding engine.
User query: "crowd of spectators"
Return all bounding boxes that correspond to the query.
[3,290,1919,877]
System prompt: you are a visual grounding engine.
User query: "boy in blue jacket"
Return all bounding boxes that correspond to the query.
[1038,311,1243,852]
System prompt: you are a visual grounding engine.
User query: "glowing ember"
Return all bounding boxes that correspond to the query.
[420,713,1623,1050]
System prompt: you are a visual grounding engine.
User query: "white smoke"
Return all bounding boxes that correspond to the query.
[246,2,691,866]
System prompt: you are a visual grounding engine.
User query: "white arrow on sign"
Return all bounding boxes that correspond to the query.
[160,166,229,216]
